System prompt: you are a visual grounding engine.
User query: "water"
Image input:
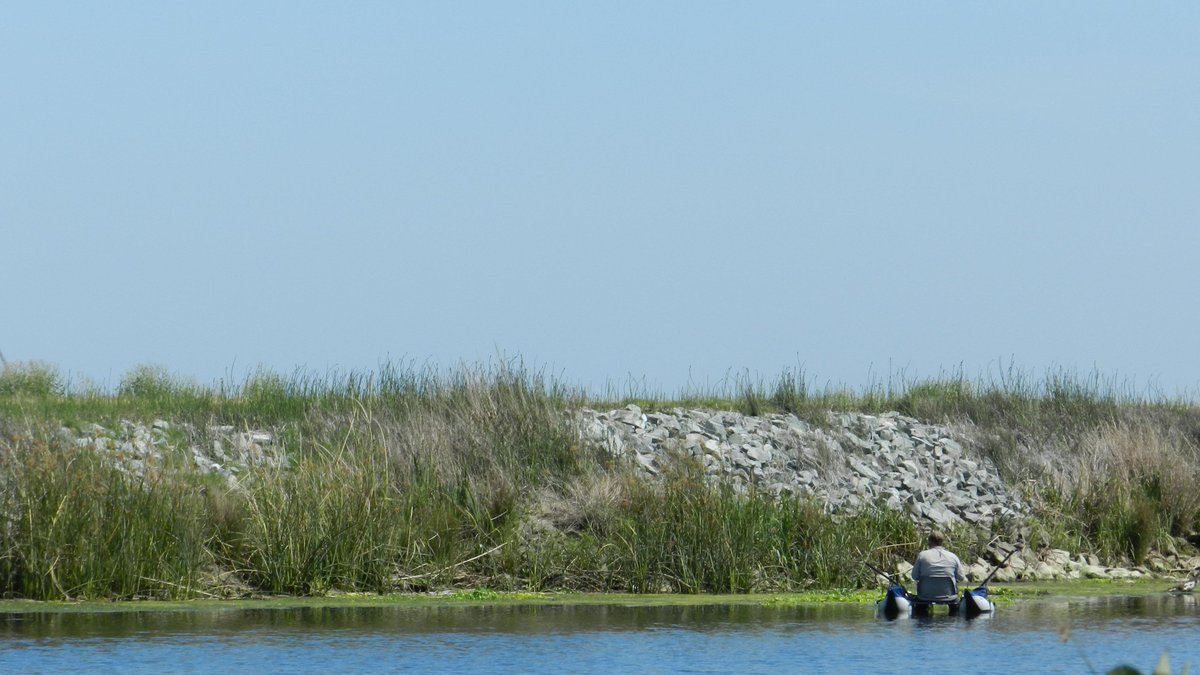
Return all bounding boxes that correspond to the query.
[2,595,1199,673]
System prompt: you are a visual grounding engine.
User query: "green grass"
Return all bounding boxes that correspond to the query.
[0,439,209,600]
[0,577,1176,616]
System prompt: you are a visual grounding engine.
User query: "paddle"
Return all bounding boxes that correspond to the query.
[975,548,1018,590]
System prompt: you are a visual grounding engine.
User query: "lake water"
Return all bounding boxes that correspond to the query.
[2,594,1198,673]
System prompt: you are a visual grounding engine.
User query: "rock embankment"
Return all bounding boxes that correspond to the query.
[578,405,1027,530]
[577,405,1200,582]
[65,419,287,485]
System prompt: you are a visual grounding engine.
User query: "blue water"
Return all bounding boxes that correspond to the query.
[2,595,1198,673]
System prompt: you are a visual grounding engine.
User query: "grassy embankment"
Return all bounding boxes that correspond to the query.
[0,360,1198,602]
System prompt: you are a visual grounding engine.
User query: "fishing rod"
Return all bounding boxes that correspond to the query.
[863,560,902,586]
[975,548,1018,590]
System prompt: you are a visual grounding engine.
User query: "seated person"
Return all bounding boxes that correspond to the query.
[911,530,966,602]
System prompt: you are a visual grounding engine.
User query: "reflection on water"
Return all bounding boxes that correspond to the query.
[1,595,1198,673]
[1,603,869,639]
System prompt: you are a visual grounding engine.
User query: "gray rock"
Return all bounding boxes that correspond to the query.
[701,417,726,438]
[633,452,657,473]
[848,458,881,482]
[574,406,1028,534]
[746,445,772,463]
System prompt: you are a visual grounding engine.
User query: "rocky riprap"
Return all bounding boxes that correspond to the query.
[65,419,288,485]
[576,405,1200,582]
[577,405,1027,530]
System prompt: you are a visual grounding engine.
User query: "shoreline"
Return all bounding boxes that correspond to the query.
[0,578,1175,615]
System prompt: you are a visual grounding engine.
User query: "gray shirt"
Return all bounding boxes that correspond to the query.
[911,546,966,601]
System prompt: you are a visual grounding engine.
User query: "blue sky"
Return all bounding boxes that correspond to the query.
[3,2,1197,395]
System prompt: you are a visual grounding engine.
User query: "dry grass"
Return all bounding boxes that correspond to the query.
[529,472,627,535]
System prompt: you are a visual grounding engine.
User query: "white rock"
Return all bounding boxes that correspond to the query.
[1032,562,1061,580]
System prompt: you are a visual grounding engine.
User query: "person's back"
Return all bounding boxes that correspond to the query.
[911,531,965,602]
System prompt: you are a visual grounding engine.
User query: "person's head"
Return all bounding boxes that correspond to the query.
[927,530,946,547]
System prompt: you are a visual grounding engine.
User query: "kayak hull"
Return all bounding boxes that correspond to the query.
[876,585,912,620]
[877,586,995,619]
[960,587,995,617]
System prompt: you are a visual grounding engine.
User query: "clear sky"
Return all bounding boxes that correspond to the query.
[3,3,1198,395]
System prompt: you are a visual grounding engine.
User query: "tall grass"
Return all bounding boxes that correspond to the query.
[610,483,919,593]
[0,435,209,599]
[505,453,920,594]
[0,361,593,599]
[0,361,64,398]
[1,359,1199,599]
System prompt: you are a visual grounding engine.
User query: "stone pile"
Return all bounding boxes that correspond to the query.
[67,419,288,486]
[576,405,1200,580]
[912,547,1200,584]
[577,405,1027,529]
